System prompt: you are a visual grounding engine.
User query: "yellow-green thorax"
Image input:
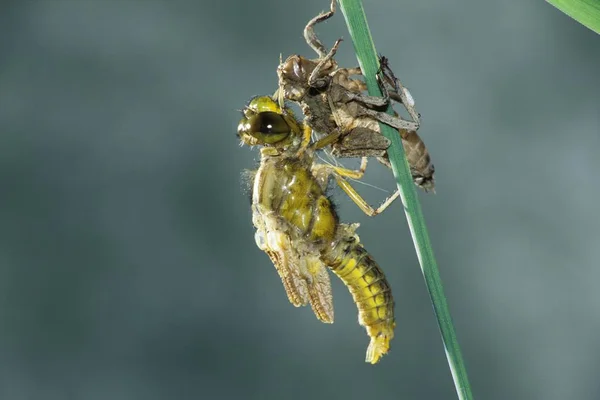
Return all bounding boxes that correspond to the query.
[253,154,337,243]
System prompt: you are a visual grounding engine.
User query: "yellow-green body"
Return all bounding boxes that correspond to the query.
[243,98,395,363]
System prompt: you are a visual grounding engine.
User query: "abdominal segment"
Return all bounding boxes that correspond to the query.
[323,224,395,364]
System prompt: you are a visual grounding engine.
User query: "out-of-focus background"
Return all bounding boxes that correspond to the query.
[1,0,599,399]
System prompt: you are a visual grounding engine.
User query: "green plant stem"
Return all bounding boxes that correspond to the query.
[546,0,600,34]
[337,1,473,399]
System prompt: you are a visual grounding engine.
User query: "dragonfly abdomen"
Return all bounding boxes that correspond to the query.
[400,128,435,191]
[324,225,395,364]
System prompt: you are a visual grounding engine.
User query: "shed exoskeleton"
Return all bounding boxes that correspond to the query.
[275,0,435,191]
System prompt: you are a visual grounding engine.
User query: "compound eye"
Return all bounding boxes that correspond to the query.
[251,111,290,135]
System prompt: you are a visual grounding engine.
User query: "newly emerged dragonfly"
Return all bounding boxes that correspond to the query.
[238,96,396,363]
[275,0,435,191]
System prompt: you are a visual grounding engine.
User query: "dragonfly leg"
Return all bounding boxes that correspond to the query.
[334,174,399,217]
[310,127,343,151]
[314,160,399,217]
[296,124,314,157]
[311,157,367,191]
[304,0,336,58]
[308,39,342,89]
[378,56,420,124]
[340,73,392,109]
[329,157,368,179]
[360,108,419,131]
[337,73,420,128]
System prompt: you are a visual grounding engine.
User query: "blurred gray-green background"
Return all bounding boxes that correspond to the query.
[1,0,599,399]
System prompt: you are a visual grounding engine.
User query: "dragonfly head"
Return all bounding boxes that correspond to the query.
[238,96,302,150]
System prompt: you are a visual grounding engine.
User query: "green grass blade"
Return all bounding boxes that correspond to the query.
[546,0,600,34]
[337,1,473,398]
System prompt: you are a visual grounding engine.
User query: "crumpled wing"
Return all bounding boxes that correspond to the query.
[303,255,334,323]
[253,209,334,323]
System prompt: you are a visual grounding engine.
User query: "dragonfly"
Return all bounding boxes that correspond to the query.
[238,95,396,364]
[274,0,435,192]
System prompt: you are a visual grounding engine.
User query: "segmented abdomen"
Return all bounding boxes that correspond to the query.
[399,128,435,191]
[324,224,395,364]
